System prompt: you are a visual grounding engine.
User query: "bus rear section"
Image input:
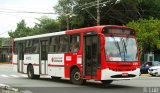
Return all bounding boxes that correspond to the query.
[12,25,140,85]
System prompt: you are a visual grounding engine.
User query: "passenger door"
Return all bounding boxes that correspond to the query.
[40,40,48,74]
[84,33,100,78]
[17,43,24,73]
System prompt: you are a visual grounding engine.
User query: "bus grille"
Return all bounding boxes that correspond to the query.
[111,74,136,78]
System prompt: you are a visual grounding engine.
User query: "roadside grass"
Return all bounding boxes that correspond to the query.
[0,62,10,64]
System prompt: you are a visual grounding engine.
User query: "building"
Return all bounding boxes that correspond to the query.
[141,50,160,64]
[0,38,12,62]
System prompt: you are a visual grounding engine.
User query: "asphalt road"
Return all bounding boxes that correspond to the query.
[0,64,160,93]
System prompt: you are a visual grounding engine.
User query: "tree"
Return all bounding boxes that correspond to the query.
[8,17,60,38]
[0,38,2,47]
[8,20,31,38]
[54,0,76,30]
[30,16,60,35]
[126,18,160,53]
[55,0,160,28]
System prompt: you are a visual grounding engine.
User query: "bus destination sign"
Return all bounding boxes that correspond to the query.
[103,28,135,36]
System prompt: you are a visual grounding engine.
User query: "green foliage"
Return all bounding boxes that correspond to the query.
[54,0,75,15]
[8,20,31,38]
[30,16,60,35]
[54,0,160,29]
[8,17,60,38]
[127,18,160,53]
[0,38,2,47]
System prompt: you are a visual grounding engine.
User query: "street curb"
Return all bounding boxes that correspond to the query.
[141,74,150,76]
[0,84,19,93]
[0,84,9,87]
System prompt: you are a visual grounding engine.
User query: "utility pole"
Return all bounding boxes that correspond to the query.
[97,0,100,25]
[67,14,69,30]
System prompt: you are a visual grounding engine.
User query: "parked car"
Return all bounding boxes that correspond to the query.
[140,61,160,74]
[148,65,160,76]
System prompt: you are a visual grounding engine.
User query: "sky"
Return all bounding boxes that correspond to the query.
[0,0,58,37]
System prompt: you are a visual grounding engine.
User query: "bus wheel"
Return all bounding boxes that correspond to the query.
[101,80,113,85]
[70,68,85,85]
[27,65,40,79]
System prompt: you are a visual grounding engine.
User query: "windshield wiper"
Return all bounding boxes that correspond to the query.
[112,36,122,58]
[121,38,127,54]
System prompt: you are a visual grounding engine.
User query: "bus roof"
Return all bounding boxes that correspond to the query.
[14,25,132,41]
[66,25,133,34]
[14,31,65,41]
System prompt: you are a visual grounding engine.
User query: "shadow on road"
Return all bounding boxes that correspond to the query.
[15,78,144,93]
[25,77,135,89]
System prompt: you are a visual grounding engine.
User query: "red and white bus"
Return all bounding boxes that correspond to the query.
[12,25,140,85]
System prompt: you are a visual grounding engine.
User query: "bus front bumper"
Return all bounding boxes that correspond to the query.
[101,68,140,80]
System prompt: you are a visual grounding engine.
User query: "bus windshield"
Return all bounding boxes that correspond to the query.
[105,36,138,62]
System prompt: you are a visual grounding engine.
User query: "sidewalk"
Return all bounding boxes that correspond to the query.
[0,84,18,93]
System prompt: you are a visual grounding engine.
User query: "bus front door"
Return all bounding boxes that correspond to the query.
[17,43,24,73]
[84,35,100,78]
[40,40,48,74]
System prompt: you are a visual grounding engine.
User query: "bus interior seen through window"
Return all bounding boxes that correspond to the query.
[49,34,80,53]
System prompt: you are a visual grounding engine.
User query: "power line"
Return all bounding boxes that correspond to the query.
[0,31,9,35]
[0,7,57,15]
[76,0,98,9]
[0,10,57,14]
[0,7,54,11]
[80,0,112,10]
[0,12,37,19]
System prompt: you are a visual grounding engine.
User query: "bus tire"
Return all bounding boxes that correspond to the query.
[70,68,85,85]
[101,80,113,85]
[27,65,40,79]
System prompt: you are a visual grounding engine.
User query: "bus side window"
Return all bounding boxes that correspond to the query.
[59,35,69,53]
[49,36,59,53]
[32,39,39,53]
[25,40,32,54]
[70,34,80,52]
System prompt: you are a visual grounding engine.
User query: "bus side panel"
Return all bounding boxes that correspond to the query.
[64,53,82,78]
[24,54,39,74]
[48,54,65,78]
[13,55,18,72]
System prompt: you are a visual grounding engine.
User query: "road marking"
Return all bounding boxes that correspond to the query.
[0,74,29,78]
[21,74,28,77]
[10,75,19,77]
[0,75,9,77]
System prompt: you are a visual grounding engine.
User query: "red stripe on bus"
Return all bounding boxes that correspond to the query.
[24,64,39,66]
[12,63,17,65]
[48,64,65,67]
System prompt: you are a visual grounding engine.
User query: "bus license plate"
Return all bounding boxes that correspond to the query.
[122,73,128,76]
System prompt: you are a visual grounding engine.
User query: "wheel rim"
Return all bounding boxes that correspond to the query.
[28,67,33,77]
[28,69,32,77]
[74,72,80,80]
[156,74,159,77]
